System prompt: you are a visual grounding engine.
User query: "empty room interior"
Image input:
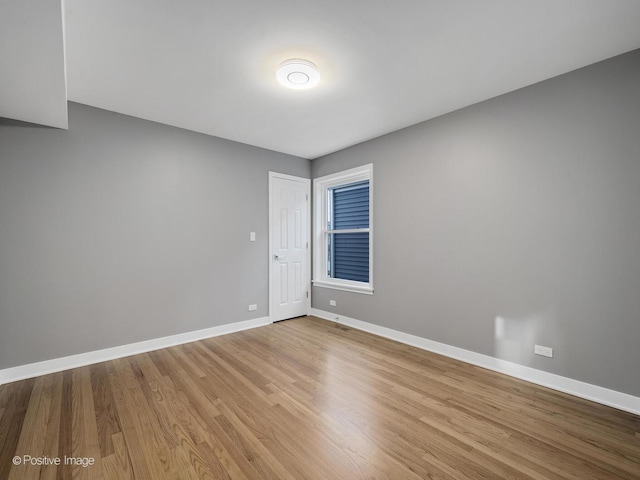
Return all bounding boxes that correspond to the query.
[2,1,640,479]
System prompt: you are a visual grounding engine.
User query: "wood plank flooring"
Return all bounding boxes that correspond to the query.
[1,316,639,479]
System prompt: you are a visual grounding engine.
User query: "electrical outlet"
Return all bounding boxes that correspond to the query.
[249,232,256,242]
[329,300,336,307]
[248,304,257,311]
[534,344,553,358]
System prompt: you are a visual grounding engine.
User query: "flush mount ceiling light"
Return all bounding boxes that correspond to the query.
[276,59,320,90]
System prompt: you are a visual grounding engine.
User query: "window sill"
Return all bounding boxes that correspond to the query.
[312,280,374,295]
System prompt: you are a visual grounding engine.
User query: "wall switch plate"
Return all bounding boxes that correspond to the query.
[250,232,256,242]
[329,300,337,307]
[534,344,553,358]
[248,304,257,311]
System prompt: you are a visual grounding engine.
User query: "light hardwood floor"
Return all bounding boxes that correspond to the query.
[1,316,639,479]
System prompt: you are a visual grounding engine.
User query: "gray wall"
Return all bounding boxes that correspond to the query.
[311,49,640,397]
[2,52,639,398]
[0,103,310,369]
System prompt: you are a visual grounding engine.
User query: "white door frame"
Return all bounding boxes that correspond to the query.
[268,172,311,322]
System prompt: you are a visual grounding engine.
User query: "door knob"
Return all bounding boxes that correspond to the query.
[274,254,286,260]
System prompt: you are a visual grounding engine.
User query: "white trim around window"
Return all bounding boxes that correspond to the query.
[313,164,373,294]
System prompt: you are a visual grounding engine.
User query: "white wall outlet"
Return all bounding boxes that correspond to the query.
[534,344,553,358]
[329,300,337,307]
[248,304,257,311]
[249,232,256,242]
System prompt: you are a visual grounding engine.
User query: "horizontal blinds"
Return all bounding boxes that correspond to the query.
[332,181,369,229]
[331,232,369,282]
[329,181,369,282]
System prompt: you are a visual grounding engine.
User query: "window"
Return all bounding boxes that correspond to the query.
[313,164,373,294]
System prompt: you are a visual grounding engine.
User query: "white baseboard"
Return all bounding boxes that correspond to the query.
[310,308,640,416]
[0,316,271,385]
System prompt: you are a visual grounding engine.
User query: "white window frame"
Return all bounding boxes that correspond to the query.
[313,164,373,294]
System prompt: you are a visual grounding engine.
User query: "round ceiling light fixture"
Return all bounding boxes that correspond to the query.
[276,59,320,90]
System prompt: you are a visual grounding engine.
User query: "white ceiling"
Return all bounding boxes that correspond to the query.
[4,1,640,159]
[0,0,67,129]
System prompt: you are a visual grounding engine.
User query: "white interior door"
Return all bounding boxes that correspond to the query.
[269,173,310,322]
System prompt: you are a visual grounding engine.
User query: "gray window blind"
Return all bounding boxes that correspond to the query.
[329,181,369,282]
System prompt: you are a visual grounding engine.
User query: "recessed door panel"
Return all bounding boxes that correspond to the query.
[280,208,288,249]
[294,209,301,250]
[280,263,288,305]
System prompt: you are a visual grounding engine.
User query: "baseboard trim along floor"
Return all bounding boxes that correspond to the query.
[310,308,640,416]
[2,310,638,415]
[0,316,271,385]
